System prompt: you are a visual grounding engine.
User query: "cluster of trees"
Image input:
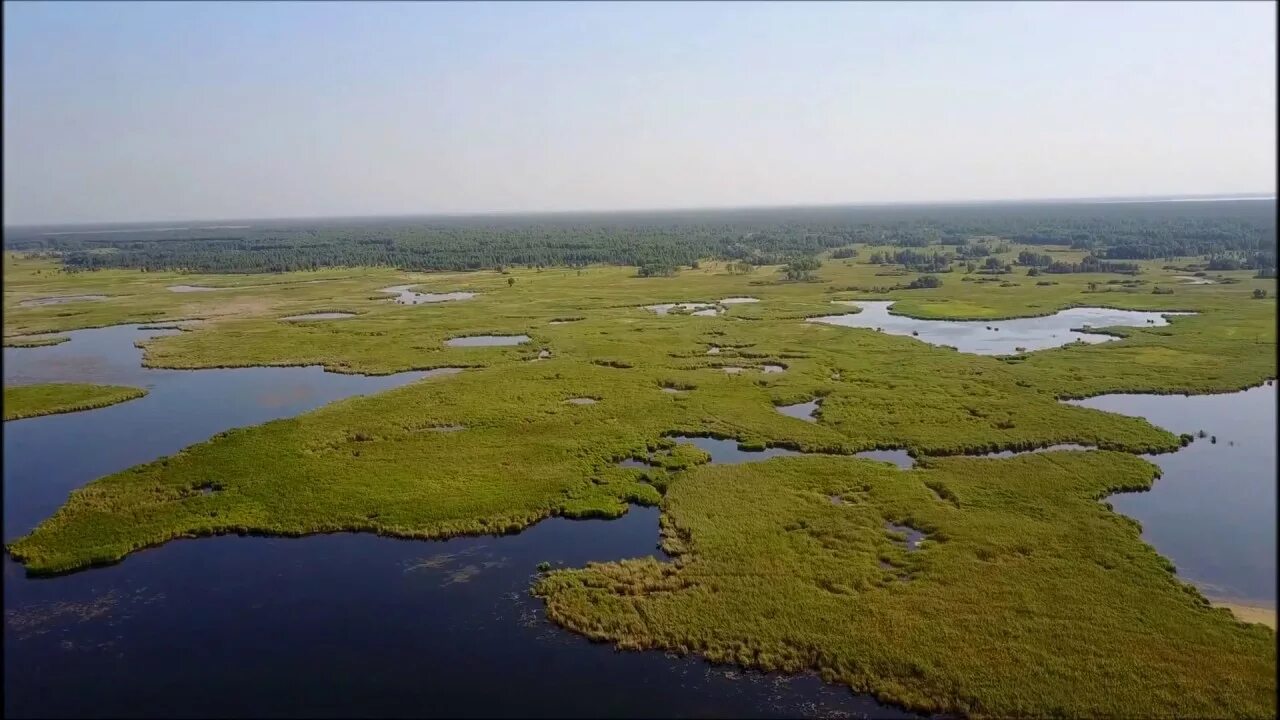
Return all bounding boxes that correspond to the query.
[1017,251,1055,267]
[637,263,679,277]
[4,199,1272,275]
[867,249,954,272]
[782,257,823,281]
[1206,253,1276,271]
[1042,256,1141,275]
[906,274,943,289]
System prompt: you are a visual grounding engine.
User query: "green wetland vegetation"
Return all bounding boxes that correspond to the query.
[3,383,147,421]
[3,201,1276,718]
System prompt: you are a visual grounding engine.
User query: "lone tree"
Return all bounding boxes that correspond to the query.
[1253,288,1268,299]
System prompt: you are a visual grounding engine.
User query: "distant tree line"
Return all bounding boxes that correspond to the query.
[4,200,1272,275]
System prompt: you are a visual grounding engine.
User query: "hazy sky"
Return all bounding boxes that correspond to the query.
[4,1,1276,225]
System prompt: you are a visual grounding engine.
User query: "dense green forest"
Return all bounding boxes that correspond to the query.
[4,200,1274,274]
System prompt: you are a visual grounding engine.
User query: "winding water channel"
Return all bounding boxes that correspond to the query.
[3,320,1274,717]
[2,325,908,718]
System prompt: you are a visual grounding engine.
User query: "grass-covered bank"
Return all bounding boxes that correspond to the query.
[3,383,147,421]
[535,452,1277,718]
[4,246,1275,716]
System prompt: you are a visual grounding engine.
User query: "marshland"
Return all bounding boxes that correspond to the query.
[2,199,1276,718]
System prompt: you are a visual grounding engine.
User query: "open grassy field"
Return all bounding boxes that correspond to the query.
[3,246,1276,716]
[3,383,147,421]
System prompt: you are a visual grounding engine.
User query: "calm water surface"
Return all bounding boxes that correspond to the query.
[1069,385,1277,606]
[2,325,909,719]
[808,301,1191,355]
[380,285,476,304]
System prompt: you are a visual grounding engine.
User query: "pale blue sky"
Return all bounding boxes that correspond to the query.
[3,1,1275,225]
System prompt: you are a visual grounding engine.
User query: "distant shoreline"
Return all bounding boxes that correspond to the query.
[5,194,1275,234]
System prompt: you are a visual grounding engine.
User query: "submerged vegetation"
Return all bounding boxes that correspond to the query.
[3,200,1276,718]
[4,383,147,421]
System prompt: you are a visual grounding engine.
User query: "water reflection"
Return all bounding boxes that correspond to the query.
[2,325,912,718]
[3,325,436,536]
[807,301,1191,355]
[1068,386,1277,607]
[380,285,476,304]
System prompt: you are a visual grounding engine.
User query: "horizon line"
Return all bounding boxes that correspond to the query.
[5,191,1276,231]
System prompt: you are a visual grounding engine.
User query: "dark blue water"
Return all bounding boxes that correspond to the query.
[3,325,436,536]
[3,325,909,719]
[1070,385,1277,606]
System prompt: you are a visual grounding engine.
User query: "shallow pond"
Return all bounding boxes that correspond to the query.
[445,334,531,347]
[807,301,1191,355]
[1068,385,1277,608]
[380,285,477,304]
[776,400,819,422]
[645,298,759,317]
[167,285,222,292]
[280,312,357,321]
[665,435,912,468]
[2,324,910,719]
[17,295,109,307]
[1175,276,1215,285]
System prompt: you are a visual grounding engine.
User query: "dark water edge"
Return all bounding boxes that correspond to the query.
[3,509,910,719]
[3,325,434,537]
[4,323,1273,717]
[3,324,911,719]
[808,301,1190,355]
[1070,385,1277,606]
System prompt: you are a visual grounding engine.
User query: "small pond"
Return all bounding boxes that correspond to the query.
[884,522,926,551]
[17,295,109,307]
[167,285,223,292]
[380,285,477,305]
[776,400,819,422]
[445,334,531,347]
[665,435,912,468]
[807,301,1192,355]
[645,298,760,316]
[1175,276,1215,285]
